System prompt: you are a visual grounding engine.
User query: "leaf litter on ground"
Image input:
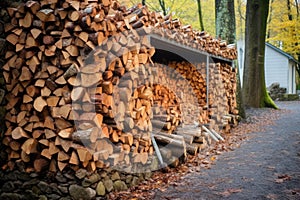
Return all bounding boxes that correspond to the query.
[108,107,288,200]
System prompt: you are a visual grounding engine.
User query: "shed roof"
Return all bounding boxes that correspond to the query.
[266,43,299,65]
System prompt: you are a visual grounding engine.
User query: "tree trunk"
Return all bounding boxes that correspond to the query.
[295,0,299,17]
[287,0,293,21]
[242,0,277,109]
[159,0,167,16]
[215,0,244,117]
[196,0,205,31]
[286,0,300,78]
[235,61,246,118]
[215,0,236,44]
[266,0,274,39]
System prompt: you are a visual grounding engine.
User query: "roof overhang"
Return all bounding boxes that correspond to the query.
[148,34,234,64]
[266,42,299,65]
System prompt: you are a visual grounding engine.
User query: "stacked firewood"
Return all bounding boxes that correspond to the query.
[208,63,238,132]
[2,0,238,172]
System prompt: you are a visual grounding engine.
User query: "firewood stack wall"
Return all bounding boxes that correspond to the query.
[1,0,238,173]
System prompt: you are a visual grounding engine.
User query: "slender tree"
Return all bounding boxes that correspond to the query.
[243,0,277,108]
[295,0,299,17]
[287,0,293,20]
[266,0,274,39]
[196,0,205,31]
[215,0,236,43]
[214,0,245,117]
[158,0,167,15]
[142,0,146,5]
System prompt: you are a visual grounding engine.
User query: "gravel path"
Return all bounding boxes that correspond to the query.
[153,101,300,200]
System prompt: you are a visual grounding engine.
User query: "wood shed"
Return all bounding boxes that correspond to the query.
[2,0,238,174]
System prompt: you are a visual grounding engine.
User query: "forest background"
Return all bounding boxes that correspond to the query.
[120,0,300,88]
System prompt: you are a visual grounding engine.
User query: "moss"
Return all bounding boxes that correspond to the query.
[261,88,278,109]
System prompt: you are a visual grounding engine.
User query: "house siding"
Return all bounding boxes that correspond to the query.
[288,61,296,94]
[237,40,297,94]
[265,45,289,90]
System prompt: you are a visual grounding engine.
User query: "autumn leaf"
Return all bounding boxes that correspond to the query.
[210,156,217,161]
[228,188,243,193]
[219,188,242,197]
[275,174,291,183]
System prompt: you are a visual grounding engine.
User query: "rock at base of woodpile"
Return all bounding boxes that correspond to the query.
[69,185,96,200]
[0,168,153,199]
[268,82,287,100]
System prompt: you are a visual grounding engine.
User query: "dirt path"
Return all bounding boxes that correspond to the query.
[153,101,300,200]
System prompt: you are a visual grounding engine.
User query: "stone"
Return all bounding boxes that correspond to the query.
[75,169,88,179]
[13,180,23,188]
[39,195,48,200]
[63,172,75,180]
[58,186,68,194]
[38,181,52,194]
[85,188,96,199]
[32,185,41,195]
[0,77,4,86]
[138,173,145,182]
[56,172,68,183]
[119,173,126,181]
[6,172,18,181]
[82,173,101,187]
[103,179,114,192]
[150,157,159,171]
[69,185,96,200]
[30,173,40,178]
[113,180,127,192]
[23,189,39,199]
[111,172,120,181]
[59,197,72,200]
[2,181,15,192]
[130,176,139,187]
[96,181,106,196]
[22,179,39,189]
[144,172,152,180]
[15,161,26,172]
[99,171,107,178]
[47,194,61,200]
[49,183,63,195]
[0,192,22,200]
[0,38,6,56]
[105,168,112,174]
[125,175,133,184]
[17,173,31,181]
[267,82,280,91]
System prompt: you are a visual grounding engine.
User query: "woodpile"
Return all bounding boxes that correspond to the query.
[2,0,238,173]
[208,63,238,133]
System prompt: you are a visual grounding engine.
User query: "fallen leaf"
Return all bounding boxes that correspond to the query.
[202,160,210,164]
[275,174,291,183]
[266,193,277,200]
[210,156,217,161]
[219,190,231,197]
[228,188,243,193]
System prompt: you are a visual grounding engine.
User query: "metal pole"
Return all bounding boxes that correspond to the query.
[150,132,164,166]
[206,55,209,109]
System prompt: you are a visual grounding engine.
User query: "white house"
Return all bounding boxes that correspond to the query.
[237,40,299,94]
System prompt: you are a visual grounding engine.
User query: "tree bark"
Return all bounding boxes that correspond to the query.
[287,0,293,21]
[158,0,167,16]
[242,0,277,108]
[196,0,205,31]
[295,0,299,17]
[235,61,246,118]
[266,0,274,39]
[215,0,236,44]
